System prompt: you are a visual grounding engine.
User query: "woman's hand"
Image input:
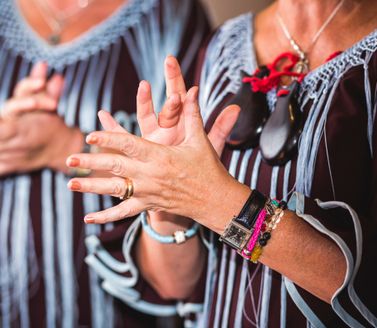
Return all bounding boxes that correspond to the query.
[67,86,250,232]
[98,56,237,155]
[0,112,83,175]
[1,62,64,118]
[76,56,243,229]
[0,61,84,175]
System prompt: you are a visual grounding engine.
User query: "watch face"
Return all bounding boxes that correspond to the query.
[225,225,249,249]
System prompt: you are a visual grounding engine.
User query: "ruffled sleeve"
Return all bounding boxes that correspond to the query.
[284,51,377,328]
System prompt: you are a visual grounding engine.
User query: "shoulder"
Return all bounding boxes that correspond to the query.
[205,13,254,65]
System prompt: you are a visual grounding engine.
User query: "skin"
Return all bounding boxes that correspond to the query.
[67,0,377,304]
[0,1,127,175]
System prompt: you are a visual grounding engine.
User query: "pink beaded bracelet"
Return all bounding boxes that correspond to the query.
[241,208,267,259]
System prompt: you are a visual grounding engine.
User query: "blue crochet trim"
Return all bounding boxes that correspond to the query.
[0,0,158,69]
[141,212,200,244]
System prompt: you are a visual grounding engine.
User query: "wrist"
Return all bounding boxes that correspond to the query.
[148,211,194,235]
[142,212,199,244]
[204,177,252,235]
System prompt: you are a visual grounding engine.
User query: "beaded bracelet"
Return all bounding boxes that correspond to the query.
[140,212,200,244]
[241,208,267,259]
[250,204,286,263]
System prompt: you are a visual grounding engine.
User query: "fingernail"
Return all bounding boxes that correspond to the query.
[165,55,176,67]
[67,157,80,167]
[139,80,149,92]
[84,217,95,224]
[68,180,81,191]
[86,134,98,144]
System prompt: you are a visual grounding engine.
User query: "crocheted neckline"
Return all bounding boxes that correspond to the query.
[243,13,377,97]
[0,0,158,68]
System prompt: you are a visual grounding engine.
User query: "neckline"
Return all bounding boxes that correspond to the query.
[0,0,158,69]
[12,0,134,50]
[249,13,377,86]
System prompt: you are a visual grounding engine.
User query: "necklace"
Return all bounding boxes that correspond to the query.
[276,0,345,73]
[32,0,96,45]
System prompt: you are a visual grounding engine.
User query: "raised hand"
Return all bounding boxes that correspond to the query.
[97,56,239,154]
[66,85,246,230]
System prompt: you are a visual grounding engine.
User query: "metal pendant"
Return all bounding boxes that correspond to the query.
[47,34,61,45]
[260,80,303,166]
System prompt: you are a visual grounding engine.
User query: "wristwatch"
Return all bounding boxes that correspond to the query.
[219,190,267,253]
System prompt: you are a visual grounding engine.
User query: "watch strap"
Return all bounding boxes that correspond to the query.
[234,190,267,229]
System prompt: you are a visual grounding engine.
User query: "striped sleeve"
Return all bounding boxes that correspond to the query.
[285,55,377,327]
[285,192,377,327]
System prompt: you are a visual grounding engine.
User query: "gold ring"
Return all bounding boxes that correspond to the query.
[120,178,134,200]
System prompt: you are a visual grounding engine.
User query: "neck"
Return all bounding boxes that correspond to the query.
[277,0,370,42]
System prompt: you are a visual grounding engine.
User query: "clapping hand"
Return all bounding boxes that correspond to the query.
[0,62,83,175]
[67,57,245,232]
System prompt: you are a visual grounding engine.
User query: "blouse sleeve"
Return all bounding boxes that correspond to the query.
[284,52,377,328]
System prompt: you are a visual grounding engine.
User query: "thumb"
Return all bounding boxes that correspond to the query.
[208,105,241,156]
[98,110,127,133]
[183,86,205,140]
[30,62,48,79]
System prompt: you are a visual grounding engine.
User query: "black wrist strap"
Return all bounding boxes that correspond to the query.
[234,190,267,229]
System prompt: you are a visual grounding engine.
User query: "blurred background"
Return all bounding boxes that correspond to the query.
[200,0,273,26]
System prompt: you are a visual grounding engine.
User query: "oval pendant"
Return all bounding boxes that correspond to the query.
[225,72,270,150]
[260,80,303,166]
[48,34,61,45]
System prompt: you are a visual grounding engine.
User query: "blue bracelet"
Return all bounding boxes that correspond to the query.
[140,212,200,244]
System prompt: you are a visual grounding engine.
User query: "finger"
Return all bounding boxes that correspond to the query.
[13,77,46,97]
[46,74,64,100]
[66,153,131,176]
[136,80,158,136]
[86,130,159,159]
[2,95,57,117]
[2,97,39,117]
[98,110,126,133]
[208,105,241,156]
[83,199,145,224]
[183,86,205,140]
[68,176,132,199]
[158,93,182,128]
[30,62,48,79]
[165,56,186,99]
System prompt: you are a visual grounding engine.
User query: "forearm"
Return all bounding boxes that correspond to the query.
[259,209,346,303]
[135,212,206,300]
[209,182,347,304]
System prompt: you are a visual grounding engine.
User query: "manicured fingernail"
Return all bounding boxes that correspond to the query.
[86,134,98,144]
[84,217,95,224]
[67,157,80,167]
[165,55,176,67]
[68,180,81,191]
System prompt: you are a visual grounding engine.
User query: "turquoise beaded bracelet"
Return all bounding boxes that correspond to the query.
[140,212,200,244]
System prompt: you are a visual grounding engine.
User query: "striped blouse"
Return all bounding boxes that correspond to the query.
[89,12,377,328]
[0,0,209,327]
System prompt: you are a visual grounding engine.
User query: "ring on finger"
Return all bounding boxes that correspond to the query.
[120,178,134,200]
